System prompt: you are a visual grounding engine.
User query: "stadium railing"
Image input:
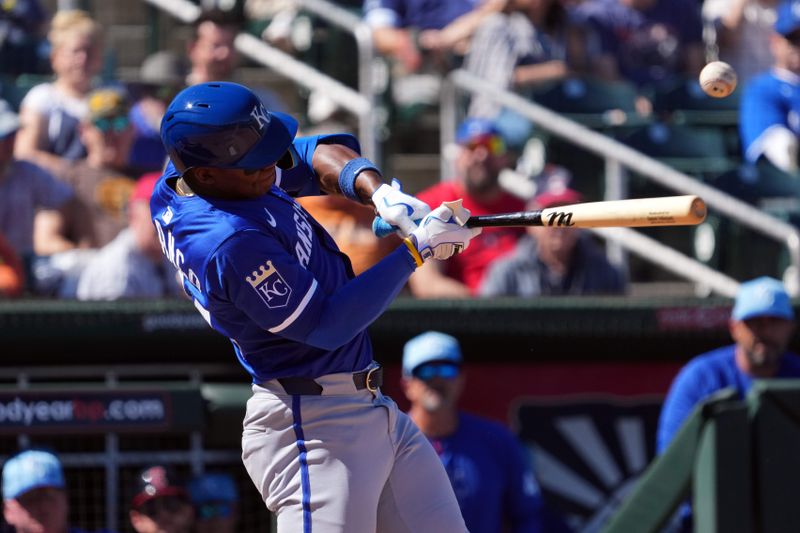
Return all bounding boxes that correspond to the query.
[0,364,265,533]
[440,69,800,297]
[140,0,384,165]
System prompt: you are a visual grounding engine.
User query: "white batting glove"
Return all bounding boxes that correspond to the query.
[371,178,431,237]
[404,201,482,266]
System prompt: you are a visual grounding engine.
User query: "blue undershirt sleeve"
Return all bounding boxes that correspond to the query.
[303,246,416,349]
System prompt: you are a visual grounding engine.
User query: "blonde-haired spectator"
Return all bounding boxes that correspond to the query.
[14,9,103,175]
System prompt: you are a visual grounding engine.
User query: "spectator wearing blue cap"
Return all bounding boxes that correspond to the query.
[656,277,800,530]
[188,473,238,533]
[740,0,800,172]
[400,331,548,533]
[657,276,800,455]
[409,118,525,298]
[2,449,102,533]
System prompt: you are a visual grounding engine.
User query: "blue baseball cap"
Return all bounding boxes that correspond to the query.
[189,473,238,504]
[732,276,795,321]
[2,450,65,500]
[402,331,463,376]
[455,117,501,145]
[775,1,800,37]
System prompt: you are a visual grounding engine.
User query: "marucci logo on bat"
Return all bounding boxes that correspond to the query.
[544,211,575,227]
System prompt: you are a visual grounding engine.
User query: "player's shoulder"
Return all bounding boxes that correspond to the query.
[684,345,736,374]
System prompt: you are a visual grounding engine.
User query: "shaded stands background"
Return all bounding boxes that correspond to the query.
[0,296,761,531]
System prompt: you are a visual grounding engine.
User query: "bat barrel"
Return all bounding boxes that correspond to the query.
[468,195,707,228]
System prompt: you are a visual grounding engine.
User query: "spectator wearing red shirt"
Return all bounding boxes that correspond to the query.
[409,118,525,297]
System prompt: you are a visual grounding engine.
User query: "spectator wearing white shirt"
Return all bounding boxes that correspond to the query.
[703,0,779,85]
[76,172,181,301]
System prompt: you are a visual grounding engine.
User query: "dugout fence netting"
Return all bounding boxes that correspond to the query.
[0,365,272,533]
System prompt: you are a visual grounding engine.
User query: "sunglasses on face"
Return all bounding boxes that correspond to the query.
[93,115,130,133]
[196,502,233,520]
[138,496,188,517]
[413,363,460,381]
[466,134,506,156]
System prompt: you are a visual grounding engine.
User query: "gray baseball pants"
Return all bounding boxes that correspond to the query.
[241,369,467,533]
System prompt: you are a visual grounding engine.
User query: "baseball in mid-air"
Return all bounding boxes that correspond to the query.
[699,61,737,98]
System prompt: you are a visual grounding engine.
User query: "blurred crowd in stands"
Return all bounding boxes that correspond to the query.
[1,450,241,533]
[1,0,799,301]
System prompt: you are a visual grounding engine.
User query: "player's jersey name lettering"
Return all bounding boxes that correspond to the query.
[153,217,200,288]
[293,202,313,268]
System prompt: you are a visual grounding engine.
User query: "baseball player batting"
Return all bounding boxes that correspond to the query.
[151,82,478,532]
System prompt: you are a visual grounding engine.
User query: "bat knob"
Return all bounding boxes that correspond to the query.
[691,197,707,223]
[442,199,470,225]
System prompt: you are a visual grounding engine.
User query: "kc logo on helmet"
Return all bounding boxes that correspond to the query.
[250,104,270,130]
[246,260,291,308]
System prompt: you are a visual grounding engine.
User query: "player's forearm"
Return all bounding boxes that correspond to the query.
[312,144,383,205]
[304,246,416,349]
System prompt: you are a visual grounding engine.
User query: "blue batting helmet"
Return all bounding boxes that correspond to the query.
[160,81,298,174]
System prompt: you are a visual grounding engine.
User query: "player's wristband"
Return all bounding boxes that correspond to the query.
[403,236,424,267]
[339,157,381,203]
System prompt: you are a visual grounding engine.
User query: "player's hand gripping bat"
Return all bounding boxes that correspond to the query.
[372,195,707,237]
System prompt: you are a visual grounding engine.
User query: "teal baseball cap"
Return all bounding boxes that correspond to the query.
[2,450,65,500]
[732,276,795,321]
[402,331,463,376]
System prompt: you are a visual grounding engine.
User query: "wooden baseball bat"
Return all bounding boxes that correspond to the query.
[372,196,707,236]
[451,195,707,229]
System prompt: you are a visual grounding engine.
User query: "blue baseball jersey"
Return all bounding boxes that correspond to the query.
[656,344,800,453]
[740,69,800,164]
[429,413,545,533]
[150,133,383,382]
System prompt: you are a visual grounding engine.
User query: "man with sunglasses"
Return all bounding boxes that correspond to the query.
[129,466,194,533]
[401,331,546,533]
[409,117,526,298]
[35,87,138,256]
[152,81,480,532]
